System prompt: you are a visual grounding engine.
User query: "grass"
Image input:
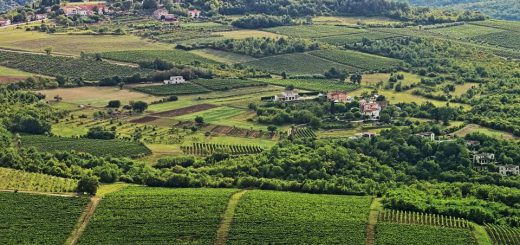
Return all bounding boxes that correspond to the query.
[244,52,359,75]
[98,49,218,65]
[39,86,158,107]
[452,82,479,97]
[454,124,517,140]
[176,106,244,122]
[426,24,503,39]
[0,192,89,244]
[192,78,267,91]
[0,65,33,76]
[21,134,152,157]
[265,25,365,39]
[313,16,402,25]
[317,31,400,46]
[317,127,390,138]
[79,187,237,244]
[190,48,257,64]
[228,190,372,244]
[0,28,169,55]
[255,78,359,92]
[217,30,283,39]
[0,167,78,192]
[375,223,476,245]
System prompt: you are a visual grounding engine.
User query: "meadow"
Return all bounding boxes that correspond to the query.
[454,124,518,140]
[0,65,34,83]
[190,49,258,64]
[98,49,218,65]
[0,50,150,81]
[227,190,371,244]
[79,187,237,244]
[21,135,151,157]
[244,53,359,75]
[0,167,78,192]
[256,78,359,92]
[0,192,88,244]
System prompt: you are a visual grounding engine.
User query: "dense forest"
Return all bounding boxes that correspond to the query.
[408,0,520,20]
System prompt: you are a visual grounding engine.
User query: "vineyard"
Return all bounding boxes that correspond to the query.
[227,190,372,244]
[98,49,218,65]
[0,50,151,81]
[375,223,477,245]
[266,25,365,39]
[181,143,264,156]
[0,167,77,192]
[471,31,520,50]
[378,209,471,229]
[22,135,151,158]
[485,224,520,245]
[133,82,211,96]
[309,49,403,71]
[244,53,359,75]
[192,78,267,91]
[317,31,400,46]
[0,192,88,244]
[79,187,237,244]
[257,78,359,92]
[288,127,316,139]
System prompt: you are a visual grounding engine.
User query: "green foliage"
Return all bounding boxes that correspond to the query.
[192,78,266,91]
[98,50,218,65]
[375,223,476,245]
[21,135,151,158]
[209,37,319,58]
[134,83,211,96]
[0,192,89,244]
[181,143,264,156]
[0,167,78,192]
[0,51,151,81]
[266,25,365,39]
[228,190,371,244]
[77,175,99,195]
[310,49,403,72]
[79,187,237,244]
[86,126,116,140]
[232,14,294,29]
[484,224,520,244]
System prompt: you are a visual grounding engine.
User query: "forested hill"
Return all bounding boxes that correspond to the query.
[408,0,520,20]
[0,0,32,13]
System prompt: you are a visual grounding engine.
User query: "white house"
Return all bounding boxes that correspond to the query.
[153,8,176,21]
[360,101,381,119]
[164,76,186,84]
[188,9,201,18]
[472,152,495,166]
[497,164,520,176]
[274,90,299,101]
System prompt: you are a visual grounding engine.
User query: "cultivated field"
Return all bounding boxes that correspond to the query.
[39,86,157,107]
[190,49,258,64]
[0,167,78,192]
[375,223,477,245]
[99,49,218,65]
[256,78,359,92]
[309,49,403,71]
[134,82,211,96]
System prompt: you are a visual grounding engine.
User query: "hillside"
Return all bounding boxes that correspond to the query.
[0,0,32,13]
[408,0,520,20]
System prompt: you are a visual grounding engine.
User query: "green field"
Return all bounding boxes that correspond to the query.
[22,135,151,157]
[471,31,520,49]
[79,187,237,244]
[375,223,476,245]
[134,82,211,96]
[256,78,359,92]
[192,78,266,91]
[317,31,400,46]
[190,49,258,64]
[244,53,359,75]
[0,192,88,244]
[309,49,403,71]
[426,24,503,39]
[228,190,371,244]
[175,106,245,122]
[0,167,78,192]
[265,25,365,38]
[98,49,218,65]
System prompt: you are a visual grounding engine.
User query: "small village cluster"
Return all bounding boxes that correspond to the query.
[0,1,202,27]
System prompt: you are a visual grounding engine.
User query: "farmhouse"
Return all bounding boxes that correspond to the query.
[35,14,48,20]
[472,152,495,166]
[153,8,176,21]
[327,91,352,103]
[188,9,201,18]
[0,19,11,27]
[274,90,300,101]
[360,101,381,119]
[497,164,520,176]
[164,76,186,84]
[62,2,108,16]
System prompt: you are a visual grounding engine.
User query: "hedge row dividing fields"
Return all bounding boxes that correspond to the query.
[227,190,372,244]
[22,135,151,158]
[485,224,520,245]
[79,187,237,245]
[0,50,151,81]
[0,192,89,244]
[181,143,264,156]
[0,167,77,192]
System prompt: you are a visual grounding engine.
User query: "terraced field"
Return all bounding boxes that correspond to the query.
[0,192,88,244]
[79,187,237,244]
[227,190,372,244]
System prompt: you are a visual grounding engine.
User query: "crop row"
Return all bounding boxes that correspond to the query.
[0,167,77,192]
[378,209,470,229]
[485,224,520,245]
[289,127,316,139]
[99,49,217,65]
[192,78,267,91]
[257,78,359,92]
[181,143,264,156]
[0,192,88,244]
[309,49,402,71]
[375,223,477,245]
[79,187,236,244]
[0,50,150,81]
[133,82,211,96]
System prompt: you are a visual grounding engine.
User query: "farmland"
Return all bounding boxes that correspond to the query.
[192,78,267,91]
[98,49,218,65]
[190,48,258,64]
[0,192,88,244]
[256,78,359,92]
[134,82,211,96]
[228,190,371,244]
[181,143,264,155]
[79,187,237,244]
[309,49,403,71]
[317,31,400,46]
[244,53,359,75]
[375,223,477,245]
[21,135,151,158]
[39,86,157,107]
[485,224,520,245]
[0,50,150,81]
[0,167,78,192]
[471,31,520,50]
[265,25,365,38]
